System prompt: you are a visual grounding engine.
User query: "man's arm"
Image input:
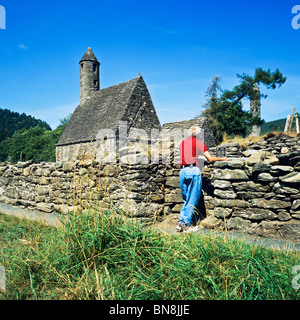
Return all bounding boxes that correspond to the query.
[203,151,227,163]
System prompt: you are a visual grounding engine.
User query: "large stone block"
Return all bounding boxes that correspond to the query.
[232,181,270,192]
[273,183,299,195]
[101,164,120,177]
[213,160,244,169]
[212,180,231,189]
[246,151,266,165]
[149,193,164,203]
[251,198,291,209]
[213,169,248,181]
[63,162,75,173]
[257,173,278,183]
[233,208,277,221]
[270,165,294,175]
[165,176,180,188]
[251,162,272,176]
[292,200,300,211]
[36,186,49,196]
[214,189,236,199]
[227,217,251,232]
[171,204,183,212]
[236,191,265,200]
[214,198,250,208]
[200,215,222,229]
[280,171,300,184]
[165,190,182,203]
[36,203,54,213]
[214,207,232,219]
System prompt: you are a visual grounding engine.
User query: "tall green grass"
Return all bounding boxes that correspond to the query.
[0,211,299,300]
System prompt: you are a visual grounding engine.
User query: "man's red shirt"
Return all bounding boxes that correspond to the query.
[179,136,208,166]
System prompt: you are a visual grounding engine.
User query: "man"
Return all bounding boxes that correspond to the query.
[176,127,227,232]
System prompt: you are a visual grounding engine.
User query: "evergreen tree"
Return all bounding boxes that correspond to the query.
[199,68,286,144]
[198,76,224,143]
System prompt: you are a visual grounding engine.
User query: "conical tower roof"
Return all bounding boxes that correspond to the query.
[80,47,99,64]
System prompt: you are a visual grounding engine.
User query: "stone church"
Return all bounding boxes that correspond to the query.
[56,48,215,162]
[56,48,162,161]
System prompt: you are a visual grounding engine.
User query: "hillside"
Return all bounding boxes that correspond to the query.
[261,118,296,135]
[0,108,51,142]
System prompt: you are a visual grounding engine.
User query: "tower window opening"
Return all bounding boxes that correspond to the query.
[93,64,97,72]
[81,63,83,69]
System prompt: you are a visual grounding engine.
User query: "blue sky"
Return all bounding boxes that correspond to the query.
[1,0,300,129]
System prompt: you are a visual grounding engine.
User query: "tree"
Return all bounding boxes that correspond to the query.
[221,68,286,104]
[199,68,286,143]
[54,113,72,136]
[0,108,51,142]
[197,76,224,143]
[2,126,56,162]
[0,114,72,162]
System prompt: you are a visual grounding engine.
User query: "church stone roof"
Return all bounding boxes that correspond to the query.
[57,76,149,146]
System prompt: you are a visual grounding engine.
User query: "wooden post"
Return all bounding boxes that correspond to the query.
[250,84,261,136]
[284,115,291,133]
[284,107,296,133]
[296,113,300,134]
[288,107,296,132]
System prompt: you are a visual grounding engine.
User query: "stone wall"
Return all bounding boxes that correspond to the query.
[162,118,216,149]
[206,133,300,241]
[210,132,300,159]
[208,154,300,241]
[1,133,300,241]
[0,161,166,224]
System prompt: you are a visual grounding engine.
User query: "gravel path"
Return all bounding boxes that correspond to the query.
[155,225,300,252]
[0,203,62,227]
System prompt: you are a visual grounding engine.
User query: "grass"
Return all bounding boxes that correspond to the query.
[0,211,299,300]
[221,131,299,150]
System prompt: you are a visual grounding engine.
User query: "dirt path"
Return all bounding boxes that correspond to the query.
[0,203,62,227]
[154,221,300,252]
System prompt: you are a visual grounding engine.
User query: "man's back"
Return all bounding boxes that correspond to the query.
[180,136,208,166]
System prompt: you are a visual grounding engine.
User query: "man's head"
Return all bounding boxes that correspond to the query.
[189,126,201,137]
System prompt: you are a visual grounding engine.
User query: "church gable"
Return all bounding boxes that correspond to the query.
[120,76,161,135]
[57,76,142,146]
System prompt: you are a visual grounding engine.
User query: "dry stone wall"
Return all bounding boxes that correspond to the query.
[0,161,166,224]
[0,133,299,241]
[164,133,300,240]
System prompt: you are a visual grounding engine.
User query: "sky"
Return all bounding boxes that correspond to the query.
[1,0,300,129]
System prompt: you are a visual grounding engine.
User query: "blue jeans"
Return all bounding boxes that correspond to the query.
[178,166,202,227]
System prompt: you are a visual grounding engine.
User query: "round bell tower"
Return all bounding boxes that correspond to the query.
[79,47,100,105]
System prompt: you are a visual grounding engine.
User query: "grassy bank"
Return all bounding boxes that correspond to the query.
[0,211,299,300]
